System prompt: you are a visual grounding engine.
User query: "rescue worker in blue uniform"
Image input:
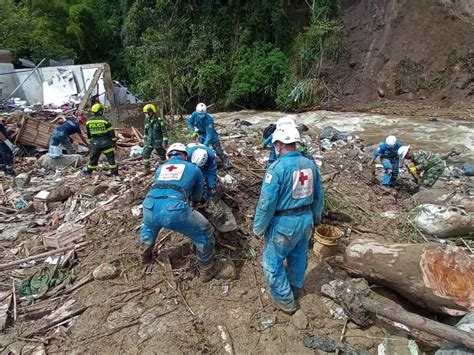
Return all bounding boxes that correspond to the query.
[0,123,16,176]
[84,103,118,176]
[253,125,324,314]
[49,115,89,154]
[186,143,218,202]
[262,132,277,167]
[139,143,223,281]
[371,135,403,186]
[187,102,231,169]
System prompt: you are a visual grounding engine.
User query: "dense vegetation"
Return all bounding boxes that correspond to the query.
[0,0,343,112]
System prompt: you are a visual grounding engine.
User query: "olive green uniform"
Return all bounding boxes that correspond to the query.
[412,150,444,187]
[85,114,118,175]
[143,116,168,168]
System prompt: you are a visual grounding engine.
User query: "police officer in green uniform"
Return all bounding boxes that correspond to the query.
[84,103,118,176]
[142,104,168,175]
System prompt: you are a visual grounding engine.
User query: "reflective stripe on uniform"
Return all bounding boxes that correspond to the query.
[103,147,115,154]
[87,164,97,169]
[109,164,118,169]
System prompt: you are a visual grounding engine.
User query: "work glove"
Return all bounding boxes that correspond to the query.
[409,166,418,174]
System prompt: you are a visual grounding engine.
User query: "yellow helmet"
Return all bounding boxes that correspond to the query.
[143,104,157,114]
[91,103,105,114]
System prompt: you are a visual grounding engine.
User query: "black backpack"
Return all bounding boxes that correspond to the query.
[263,123,276,139]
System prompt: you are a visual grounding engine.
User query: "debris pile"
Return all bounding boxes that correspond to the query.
[0,119,473,354]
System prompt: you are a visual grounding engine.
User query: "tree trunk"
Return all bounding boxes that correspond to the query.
[344,239,474,315]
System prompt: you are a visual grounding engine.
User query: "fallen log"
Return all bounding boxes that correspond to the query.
[344,239,473,315]
[322,279,474,350]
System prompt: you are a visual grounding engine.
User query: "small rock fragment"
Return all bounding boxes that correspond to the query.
[93,263,118,280]
[292,309,308,330]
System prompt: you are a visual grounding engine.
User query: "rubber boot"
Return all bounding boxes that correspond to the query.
[291,287,305,301]
[274,299,297,315]
[142,165,151,176]
[139,244,154,265]
[199,259,223,282]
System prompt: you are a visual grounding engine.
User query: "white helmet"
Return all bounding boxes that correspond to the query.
[385,135,397,147]
[196,103,207,115]
[398,145,410,159]
[276,116,296,128]
[191,148,208,167]
[166,143,187,156]
[272,126,301,144]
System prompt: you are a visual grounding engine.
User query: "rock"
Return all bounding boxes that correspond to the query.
[216,259,237,281]
[82,184,108,197]
[14,173,31,188]
[35,186,72,203]
[428,116,439,122]
[377,87,386,97]
[37,154,85,170]
[93,263,118,280]
[410,204,474,238]
[461,163,474,176]
[320,126,349,142]
[292,309,308,330]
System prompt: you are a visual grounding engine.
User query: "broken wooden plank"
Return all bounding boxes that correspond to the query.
[78,67,104,112]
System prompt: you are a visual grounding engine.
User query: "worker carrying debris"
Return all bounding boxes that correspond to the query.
[49,115,89,155]
[139,143,227,282]
[187,102,232,169]
[371,135,403,186]
[83,103,119,176]
[142,104,168,175]
[0,122,16,176]
[398,145,448,187]
[186,143,217,202]
[253,125,324,314]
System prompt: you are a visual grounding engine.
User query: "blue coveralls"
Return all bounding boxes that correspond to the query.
[186,143,218,201]
[187,112,231,168]
[0,124,15,175]
[50,118,82,154]
[253,151,324,308]
[140,156,215,266]
[262,134,277,167]
[372,140,403,186]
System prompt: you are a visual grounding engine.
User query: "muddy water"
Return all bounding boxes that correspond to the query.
[215,110,474,162]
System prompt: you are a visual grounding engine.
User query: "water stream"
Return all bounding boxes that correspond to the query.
[215,110,474,162]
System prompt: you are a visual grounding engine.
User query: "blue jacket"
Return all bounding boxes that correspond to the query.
[57,118,81,136]
[187,112,220,146]
[253,151,324,236]
[262,134,274,149]
[372,141,403,160]
[186,143,218,189]
[146,156,204,203]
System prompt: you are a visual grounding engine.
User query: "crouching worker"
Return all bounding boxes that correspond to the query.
[84,104,118,176]
[398,145,446,188]
[139,143,226,282]
[371,135,403,186]
[186,143,217,202]
[253,125,324,314]
[50,115,89,154]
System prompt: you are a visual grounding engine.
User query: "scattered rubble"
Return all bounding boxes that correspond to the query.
[0,116,472,353]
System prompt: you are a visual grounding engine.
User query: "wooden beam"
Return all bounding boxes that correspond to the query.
[78,67,104,112]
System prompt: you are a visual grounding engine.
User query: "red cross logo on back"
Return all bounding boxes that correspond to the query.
[299,171,309,185]
[166,165,177,172]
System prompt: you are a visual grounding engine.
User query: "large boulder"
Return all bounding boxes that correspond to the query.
[37,154,85,170]
[409,204,474,238]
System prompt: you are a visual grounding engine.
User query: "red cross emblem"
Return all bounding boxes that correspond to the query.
[299,171,309,185]
[166,165,177,172]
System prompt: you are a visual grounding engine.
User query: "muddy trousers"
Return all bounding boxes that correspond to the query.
[381,157,399,186]
[262,212,313,308]
[421,164,444,187]
[142,146,166,168]
[87,146,118,174]
[50,128,74,154]
[140,197,215,265]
